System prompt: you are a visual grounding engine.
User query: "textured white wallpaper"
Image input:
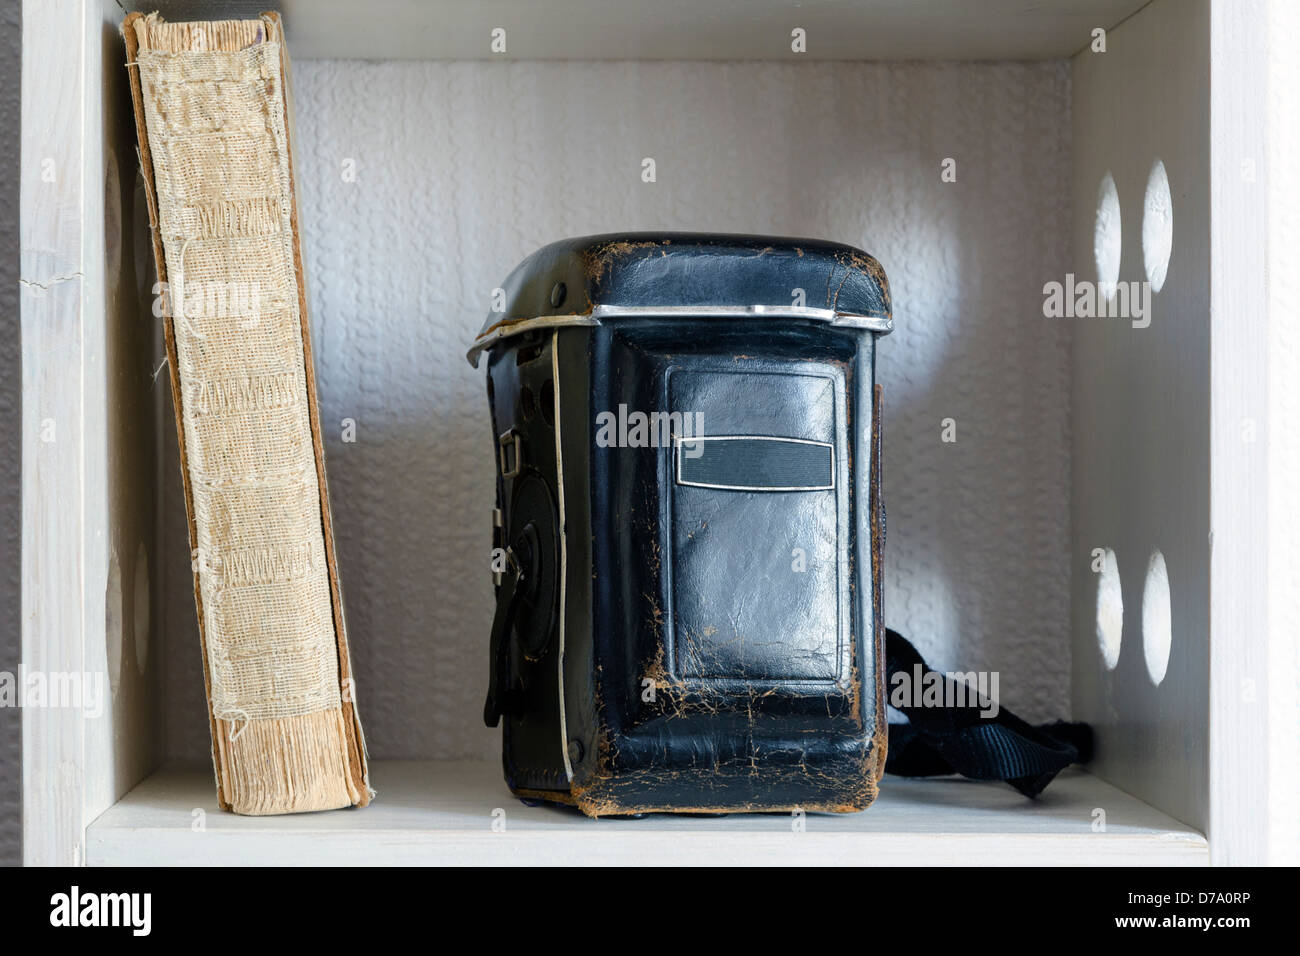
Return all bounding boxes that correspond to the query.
[161,59,1072,762]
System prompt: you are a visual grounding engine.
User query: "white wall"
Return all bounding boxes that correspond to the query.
[160,58,1073,762]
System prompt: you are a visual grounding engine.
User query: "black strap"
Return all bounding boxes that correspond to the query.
[483,549,526,728]
[884,628,1092,797]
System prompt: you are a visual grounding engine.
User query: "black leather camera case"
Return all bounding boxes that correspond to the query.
[470,234,892,815]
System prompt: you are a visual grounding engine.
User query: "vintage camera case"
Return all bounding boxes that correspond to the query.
[469,234,892,815]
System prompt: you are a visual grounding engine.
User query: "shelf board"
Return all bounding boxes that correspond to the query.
[113,0,1148,61]
[86,760,1207,865]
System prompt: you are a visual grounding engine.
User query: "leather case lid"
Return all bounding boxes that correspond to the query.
[467,233,892,365]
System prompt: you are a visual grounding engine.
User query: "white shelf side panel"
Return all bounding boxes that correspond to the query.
[86,761,1208,866]
[1069,0,1212,835]
[1266,0,1300,867]
[1207,0,1270,866]
[20,0,164,867]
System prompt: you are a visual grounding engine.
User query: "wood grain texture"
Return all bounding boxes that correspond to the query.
[20,0,163,865]
[0,0,22,869]
[21,0,94,867]
[1266,0,1300,867]
[86,760,1207,866]
[1208,0,1269,866]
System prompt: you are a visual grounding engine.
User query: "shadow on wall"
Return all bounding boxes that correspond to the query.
[158,59,1073,763]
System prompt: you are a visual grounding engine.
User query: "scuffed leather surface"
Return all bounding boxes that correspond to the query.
[570,316,881,813]
[484,234,885,815]
[668,368,844,682]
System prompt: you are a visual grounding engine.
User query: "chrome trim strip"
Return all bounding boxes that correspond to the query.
[673,434,836,492]
[467,315,600,367]
[466,304,893,365]
[592,304,891,326]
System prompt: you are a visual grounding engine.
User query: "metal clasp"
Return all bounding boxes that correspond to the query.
[498,429,522,478]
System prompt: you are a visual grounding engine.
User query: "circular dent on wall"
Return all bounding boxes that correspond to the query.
[1142,159,1173,294]
[1142,549,1172,686]
[133,541,150,675]
[1095,547,1123,670]
[1094,172,1122,301]
[106,549,124,697]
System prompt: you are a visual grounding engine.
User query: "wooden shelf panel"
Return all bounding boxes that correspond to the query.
[86,760,1207,865]
[113,0,1148,61]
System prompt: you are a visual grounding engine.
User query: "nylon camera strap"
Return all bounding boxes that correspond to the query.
[884,628,1093,797]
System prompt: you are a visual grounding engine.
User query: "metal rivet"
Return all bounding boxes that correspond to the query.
[567,738,584,764]
[550,281,567,309]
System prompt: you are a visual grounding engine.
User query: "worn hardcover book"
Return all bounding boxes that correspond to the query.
[123,11,370,813]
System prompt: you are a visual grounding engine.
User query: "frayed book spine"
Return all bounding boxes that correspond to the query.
[123,11,370,814]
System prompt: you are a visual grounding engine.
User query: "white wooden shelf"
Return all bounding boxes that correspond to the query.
[85,760,1207,866]
[23,0,1286,865]
[117,0,1149,61]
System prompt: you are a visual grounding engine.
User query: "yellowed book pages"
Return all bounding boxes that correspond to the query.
[123,11,370,814]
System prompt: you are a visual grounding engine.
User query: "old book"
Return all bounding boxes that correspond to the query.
[123,11,370,814]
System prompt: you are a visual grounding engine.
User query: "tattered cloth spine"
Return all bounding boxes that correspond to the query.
[125,12,370,813]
